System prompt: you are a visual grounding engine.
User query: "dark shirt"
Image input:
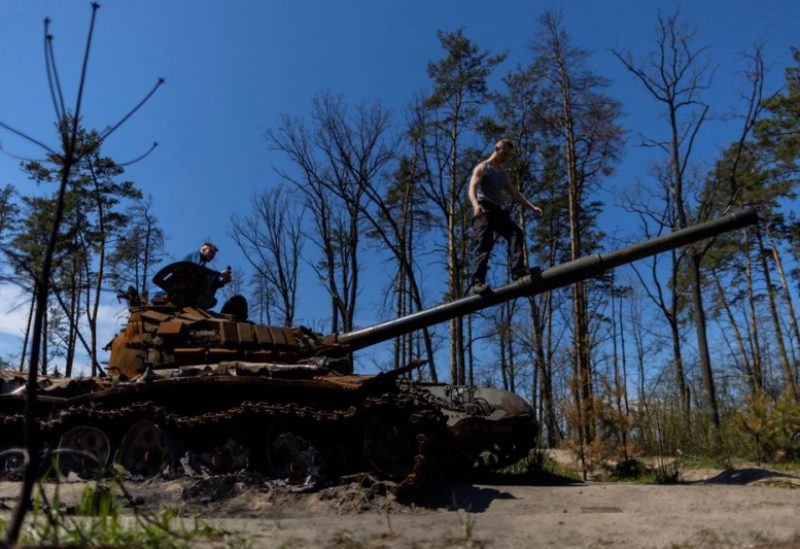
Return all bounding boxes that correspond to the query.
[183,251,209,266]
[183,251,224,290]
[476,161,509,207]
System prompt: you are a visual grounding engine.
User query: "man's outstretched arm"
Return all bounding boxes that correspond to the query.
[505,181,542,216]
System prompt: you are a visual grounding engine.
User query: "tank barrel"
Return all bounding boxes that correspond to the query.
[334,208,758,351]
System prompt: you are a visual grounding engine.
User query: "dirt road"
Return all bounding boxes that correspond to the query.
[218,478,800,547]
[2,468,799,548]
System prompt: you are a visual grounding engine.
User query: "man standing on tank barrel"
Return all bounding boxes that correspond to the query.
[467,139,542,295]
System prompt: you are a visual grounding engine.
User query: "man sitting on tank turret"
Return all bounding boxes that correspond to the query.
[151,241,248,319]
[184,242,231,285]
[183,241,232,309]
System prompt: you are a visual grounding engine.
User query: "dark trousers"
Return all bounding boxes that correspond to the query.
[469,202,525,284]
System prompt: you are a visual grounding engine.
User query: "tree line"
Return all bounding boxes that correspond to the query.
[228,11,800,463]
[2,10,799,466]
[0,127,165,378]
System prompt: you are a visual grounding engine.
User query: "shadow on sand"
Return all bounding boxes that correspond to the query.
[687,467,800,485]
[438,471,584,512]
[474,470,584,487]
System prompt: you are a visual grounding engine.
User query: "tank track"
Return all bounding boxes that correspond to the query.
[0,392,451,495]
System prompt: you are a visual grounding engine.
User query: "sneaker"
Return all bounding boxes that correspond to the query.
[472,281,491,295]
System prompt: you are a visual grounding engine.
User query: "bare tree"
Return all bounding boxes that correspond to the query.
[711,268,758,395]
[230,185,304,326]
[108,195,166,301]
[613,10,723,437]
[532,10,624,447]
[765,226,800,389]
[267,92,393,336]
[625,181,692,429]
[1,6,163,543]
[358,102,440,379]
[419,28,505,384]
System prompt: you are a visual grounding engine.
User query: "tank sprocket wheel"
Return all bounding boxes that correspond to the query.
[56,426,111,479]
[113,420,173,477]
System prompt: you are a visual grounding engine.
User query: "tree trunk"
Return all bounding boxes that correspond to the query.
[687,252,720,434]
[393,262,405,370]
[499,322,509,391]
[468,312,474,386]
[41,305,48,376]
[610,284,629,459]
[713,271,757,395]
[668,249,690,428]
[18,293,35,372]
[560,70,593,443]
[64,269,78,377]
[618,289,630,416]
[755,225,797,399]
[766,226,800,394]
[744,229,764,388]
[447,111,461,384]
[507,306,516,393]
[142,216,153,298]
[530,294,559,446]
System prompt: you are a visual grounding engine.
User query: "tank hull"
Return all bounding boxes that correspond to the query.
[1,365,537,487]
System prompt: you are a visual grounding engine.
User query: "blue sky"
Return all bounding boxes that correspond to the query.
[0,1,798,376]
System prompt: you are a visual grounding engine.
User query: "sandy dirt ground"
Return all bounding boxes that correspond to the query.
[2,464,800,548]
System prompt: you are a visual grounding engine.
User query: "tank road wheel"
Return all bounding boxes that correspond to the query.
[265,418,333,483]
[113,420,172,478]
[0,423,25,478]
[362,414,417,480]
[56,426,111,479]
[0,446,26,479]
[207,439,249,475]
[184,438,250,476]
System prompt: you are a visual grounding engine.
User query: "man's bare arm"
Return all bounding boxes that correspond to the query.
[506,180,543,216]
[468,163,486,217]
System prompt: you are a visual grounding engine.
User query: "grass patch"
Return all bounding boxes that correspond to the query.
[598,458,679,484]
[76,483,118,517]
[675,453,731,470]
[328,530,370,548]
[440,510,481,548]
[677,453,800,474]
[649,461,680,484]
[762,460,800,474]
[609,459,646,480]
[3,480,247,548]
[502,449,582,481]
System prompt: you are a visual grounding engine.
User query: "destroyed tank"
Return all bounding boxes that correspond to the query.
[0,208,758,488]
[0,261,538,489]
